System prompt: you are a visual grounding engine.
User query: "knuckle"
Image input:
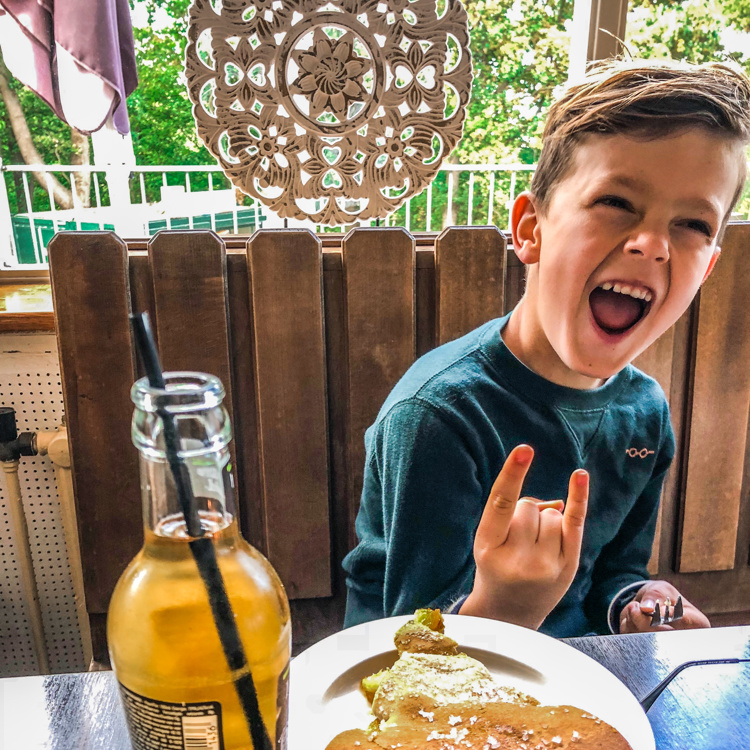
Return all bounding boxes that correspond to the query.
[491,492,515,512]
[518,496,540,509]
[565,512,586,528]
[473,545,491,565]
[533,559,561,582]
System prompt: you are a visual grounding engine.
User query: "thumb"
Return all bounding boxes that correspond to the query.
[636,581,679,614]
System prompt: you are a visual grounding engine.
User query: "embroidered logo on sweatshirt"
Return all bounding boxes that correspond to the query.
[625,447,655,459]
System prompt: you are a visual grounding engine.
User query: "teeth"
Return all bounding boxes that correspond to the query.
[598,282,652,303]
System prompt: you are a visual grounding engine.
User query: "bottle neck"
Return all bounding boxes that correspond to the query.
[139,445,239,539]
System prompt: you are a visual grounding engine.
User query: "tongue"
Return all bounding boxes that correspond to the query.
[589,287,644,333]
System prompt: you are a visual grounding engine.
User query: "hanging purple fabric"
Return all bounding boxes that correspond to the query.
[0,0,138,134]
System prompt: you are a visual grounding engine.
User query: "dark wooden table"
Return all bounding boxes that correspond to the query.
[1,626,748,749]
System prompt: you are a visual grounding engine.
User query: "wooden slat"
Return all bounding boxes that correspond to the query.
[634,328,676,402]
[679,225,750,572]
[148,231,242,530]
[48,232,140,614]
[148,231,234,409]
[247,230,331,599]
[435,226,506,346]
[343,227,415,547]
[226,252,266,553]
[657,310,695,577]
[633,326,676,575]
[289,249,350,654]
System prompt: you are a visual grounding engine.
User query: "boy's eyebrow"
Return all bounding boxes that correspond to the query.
[606,174,647,192]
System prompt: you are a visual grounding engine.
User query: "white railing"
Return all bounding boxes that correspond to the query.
[0,162,536,268]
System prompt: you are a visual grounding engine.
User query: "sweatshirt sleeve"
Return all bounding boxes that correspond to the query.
[343,398,485,628]
[584,407,676,633]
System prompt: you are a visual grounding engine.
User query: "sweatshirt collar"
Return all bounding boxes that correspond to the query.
[479,314,630,410]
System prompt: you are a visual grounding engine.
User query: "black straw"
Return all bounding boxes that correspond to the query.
[129,312,272,750]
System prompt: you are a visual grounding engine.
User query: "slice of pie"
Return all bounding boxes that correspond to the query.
[326,609,632,750]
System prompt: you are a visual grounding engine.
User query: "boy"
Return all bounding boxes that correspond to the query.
[343,59,750,637]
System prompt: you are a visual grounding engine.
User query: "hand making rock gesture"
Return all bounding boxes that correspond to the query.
[460,444,589,629]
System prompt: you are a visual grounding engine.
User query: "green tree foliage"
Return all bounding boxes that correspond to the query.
[128,0,212,167]
[626,0,748,66]
[457,0,574,165]
[127,0,225,200]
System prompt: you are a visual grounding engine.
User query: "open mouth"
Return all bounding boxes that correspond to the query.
[589,282,652,336]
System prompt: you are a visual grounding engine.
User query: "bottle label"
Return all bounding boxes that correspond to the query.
[119,683,225,750]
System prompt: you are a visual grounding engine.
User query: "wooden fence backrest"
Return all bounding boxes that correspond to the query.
[48,223,750,661]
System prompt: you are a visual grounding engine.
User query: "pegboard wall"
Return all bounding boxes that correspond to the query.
[0,333,86,677]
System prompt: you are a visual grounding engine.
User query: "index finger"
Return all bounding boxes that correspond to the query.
[474,444,534,549]
[561,469,589,559]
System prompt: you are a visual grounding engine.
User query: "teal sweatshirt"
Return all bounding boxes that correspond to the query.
[342,314,675,637]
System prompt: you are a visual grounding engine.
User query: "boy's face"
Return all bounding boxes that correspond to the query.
[510,128,742,388]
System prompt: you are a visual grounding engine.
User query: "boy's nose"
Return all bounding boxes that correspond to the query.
[623,231,669,263]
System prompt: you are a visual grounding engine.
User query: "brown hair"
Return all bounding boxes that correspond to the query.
[531,59,750,216]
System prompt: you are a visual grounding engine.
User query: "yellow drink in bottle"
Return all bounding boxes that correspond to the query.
[108,373,291,750]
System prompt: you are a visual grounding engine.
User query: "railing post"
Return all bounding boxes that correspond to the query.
[487,170,495,227]
[426,183,433,232]
[467,171,474,226]
[446,171,454,227]
[21,173,41,263]
[69,172,82,231]
[45,173,59,234]
[0,159,17,267]
[91,118,141,236]
[209,173,216,232]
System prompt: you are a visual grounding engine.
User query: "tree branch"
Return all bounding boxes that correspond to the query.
[70,129,91,208]
[0,53,73,209]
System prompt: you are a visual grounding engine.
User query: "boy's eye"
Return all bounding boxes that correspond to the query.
[683,219,712,238]
[595,195,634,212]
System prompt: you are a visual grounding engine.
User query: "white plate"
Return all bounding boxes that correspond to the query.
[289,614,655,750]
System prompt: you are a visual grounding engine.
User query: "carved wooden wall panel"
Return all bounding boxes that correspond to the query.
[186,0,472,224]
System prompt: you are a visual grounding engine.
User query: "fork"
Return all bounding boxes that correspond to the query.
[649,595,684,627]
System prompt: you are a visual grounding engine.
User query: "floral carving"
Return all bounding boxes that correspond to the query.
[186,0,472,225]
[291,32,371,120]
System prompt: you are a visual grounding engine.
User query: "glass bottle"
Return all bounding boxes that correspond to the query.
[108,372,291,750]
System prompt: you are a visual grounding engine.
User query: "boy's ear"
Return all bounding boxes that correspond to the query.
[701,248,721,285]
[511,191,542,265]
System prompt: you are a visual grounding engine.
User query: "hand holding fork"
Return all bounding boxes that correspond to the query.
[649,595,683,627]
[619,581,710,633]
